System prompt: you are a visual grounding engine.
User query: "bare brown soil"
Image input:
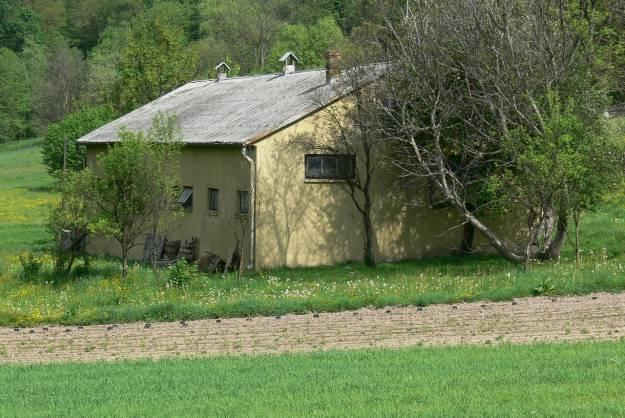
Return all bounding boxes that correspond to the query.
[1,292,624,364]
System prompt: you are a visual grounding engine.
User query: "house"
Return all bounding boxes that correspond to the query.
[77,52,516,269]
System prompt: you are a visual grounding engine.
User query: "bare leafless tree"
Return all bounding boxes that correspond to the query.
[363,0,610,265]
[36,41,86,126]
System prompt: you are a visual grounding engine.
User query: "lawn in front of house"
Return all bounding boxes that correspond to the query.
[2,138,625,327]
[1,341,624,417]
[2,247,625,326]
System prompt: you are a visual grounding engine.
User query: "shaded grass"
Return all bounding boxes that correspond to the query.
[1,140,625,326]
[1,341,625,417]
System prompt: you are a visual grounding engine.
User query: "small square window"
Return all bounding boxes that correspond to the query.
[178,186,193,211]
[208,188,219,211]
[238,191,250,214]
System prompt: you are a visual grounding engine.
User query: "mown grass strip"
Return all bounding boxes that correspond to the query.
[1,341,624,417]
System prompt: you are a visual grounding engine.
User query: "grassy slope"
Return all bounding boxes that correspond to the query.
[1,140,625,326]
[1,342,625,417]
[0,139,56,259]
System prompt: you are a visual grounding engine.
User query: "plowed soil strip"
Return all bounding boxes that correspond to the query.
[1,292,624,364]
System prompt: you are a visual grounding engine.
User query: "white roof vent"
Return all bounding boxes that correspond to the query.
[279,51,300,75]
[215,61,231,81]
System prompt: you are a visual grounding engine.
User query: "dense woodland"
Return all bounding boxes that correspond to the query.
[2,0,624,144]
[0,0,379,143]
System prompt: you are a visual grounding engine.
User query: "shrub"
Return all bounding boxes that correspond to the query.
[42,105,117,176]
[17,252,43,282]
[167,259,199,288]
[533,279,556,296]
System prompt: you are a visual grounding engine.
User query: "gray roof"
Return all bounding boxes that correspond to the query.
[76,69,343,145]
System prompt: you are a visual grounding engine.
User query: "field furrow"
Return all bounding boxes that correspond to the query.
[1,292,624,364]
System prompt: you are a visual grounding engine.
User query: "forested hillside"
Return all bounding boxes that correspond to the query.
[0,0,379,142]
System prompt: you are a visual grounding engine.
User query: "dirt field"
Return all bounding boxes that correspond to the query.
[1,292,624,364]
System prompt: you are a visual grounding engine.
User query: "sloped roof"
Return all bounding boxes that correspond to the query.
[76,69,343,145]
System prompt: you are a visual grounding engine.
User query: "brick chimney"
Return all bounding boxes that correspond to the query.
[326,49,342,83]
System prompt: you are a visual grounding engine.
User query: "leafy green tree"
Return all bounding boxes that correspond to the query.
[23,0,65,36]
[142,113,184,274]
[0,0,41,52]
[200,0,281,73]
[191,37,241,78]
[87,113,182,276]
[0,47,32,142]
[491,93,623,267]
[63,0,142,52]
[42,105,117,176]
[48,169,94,275]
[84,24,129,106]
[116,3,197,112]
[269,16,344,71]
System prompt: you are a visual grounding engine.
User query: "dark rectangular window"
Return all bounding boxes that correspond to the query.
[238,191,250,214]
[178,186,193,211]
[208,188,219,211]
[305,154,355,180]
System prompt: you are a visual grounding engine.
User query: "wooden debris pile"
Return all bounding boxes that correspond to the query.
[143,235,200,266]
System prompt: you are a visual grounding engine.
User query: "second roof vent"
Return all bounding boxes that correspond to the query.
[215,61,231,81]
[279,51,300,75]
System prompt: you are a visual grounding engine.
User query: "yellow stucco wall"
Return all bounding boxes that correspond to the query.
[253,104,523,268]
[85,102,523,269]
[85,145,252,266]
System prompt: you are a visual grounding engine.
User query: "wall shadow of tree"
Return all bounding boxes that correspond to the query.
[255,134,525,268]
[256,136,312,266]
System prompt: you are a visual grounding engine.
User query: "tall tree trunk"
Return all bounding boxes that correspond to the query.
[459,221,475,255]
[122,247,129,277]
[539,211,568,261]
[523,211,541,271]
[151,222,161,280]
[537,206,555,251]
[363,203,376,267]
[574,211,581,265]
[459,203,476,255]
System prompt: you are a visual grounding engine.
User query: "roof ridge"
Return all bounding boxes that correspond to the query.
[190,67,326,83]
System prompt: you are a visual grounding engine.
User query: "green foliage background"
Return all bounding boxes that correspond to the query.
[0,0,365,143]
[41,105,117,175]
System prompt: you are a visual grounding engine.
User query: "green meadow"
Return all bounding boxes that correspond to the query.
[0,139,57,258]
